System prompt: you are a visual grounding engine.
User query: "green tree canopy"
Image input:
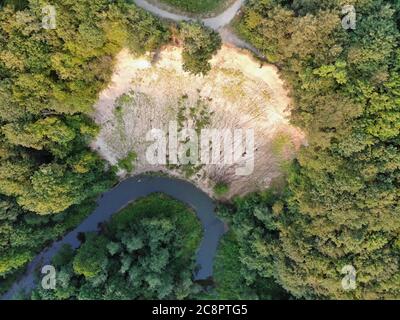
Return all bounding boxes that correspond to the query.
[180,21,221,75]
[234,0,400,299]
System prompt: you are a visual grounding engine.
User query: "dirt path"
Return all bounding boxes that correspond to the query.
[133,0,264,58]
[134,0,245,30]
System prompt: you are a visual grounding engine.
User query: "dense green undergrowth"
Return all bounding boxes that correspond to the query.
[31,193,202,300]
[213,230,289,300]
[233,0,400,299]
[2,0,400,301]
[0,0,169,291]
[159,0,228,14]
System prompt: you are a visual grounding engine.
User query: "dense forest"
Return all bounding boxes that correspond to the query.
[1,0,400,300]
[215,193,290,300]
[223,0,400,299]
[0,0,168,293]
[30,194,202,300]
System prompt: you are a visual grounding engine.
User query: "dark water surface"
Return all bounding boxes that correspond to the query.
[2,175,226,299]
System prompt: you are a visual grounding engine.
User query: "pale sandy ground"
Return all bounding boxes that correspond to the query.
[91,45,305,198]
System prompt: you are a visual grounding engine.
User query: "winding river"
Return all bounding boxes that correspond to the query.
[3,0,254,300]
[3,175,225,299]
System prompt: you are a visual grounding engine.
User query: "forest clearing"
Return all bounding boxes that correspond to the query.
[91,45,305,198]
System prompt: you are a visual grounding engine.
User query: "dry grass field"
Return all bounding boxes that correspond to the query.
[91,45,305,198]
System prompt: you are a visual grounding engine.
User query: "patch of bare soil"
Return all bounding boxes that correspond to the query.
[91,45,305,198]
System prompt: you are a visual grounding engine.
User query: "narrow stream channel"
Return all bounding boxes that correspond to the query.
[2,0,254,301]
[2,175,226,299]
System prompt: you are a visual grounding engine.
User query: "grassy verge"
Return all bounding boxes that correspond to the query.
[149,0,236,17]
[161,0,226,13]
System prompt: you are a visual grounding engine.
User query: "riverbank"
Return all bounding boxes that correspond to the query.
[2,175,225,299]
